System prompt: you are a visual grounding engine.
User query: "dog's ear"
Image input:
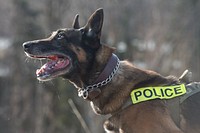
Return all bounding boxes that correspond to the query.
[72,14,80,29]
[80,8,104,49]
[84,8,104,39]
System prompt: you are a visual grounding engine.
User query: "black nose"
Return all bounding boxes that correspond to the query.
[23,42,31,51]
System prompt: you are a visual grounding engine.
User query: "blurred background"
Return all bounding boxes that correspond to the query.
[0,0,200,133]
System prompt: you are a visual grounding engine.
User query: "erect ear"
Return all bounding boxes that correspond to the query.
[72,14,80,29]
[84,8,104,39]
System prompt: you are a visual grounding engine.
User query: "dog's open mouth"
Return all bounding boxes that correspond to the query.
[26,54,71,81]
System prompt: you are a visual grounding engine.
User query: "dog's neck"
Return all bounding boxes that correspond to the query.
[86,45,116,85]
[78,45,118,100]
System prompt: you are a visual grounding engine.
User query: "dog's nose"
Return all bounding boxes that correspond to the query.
[23,42,31,51]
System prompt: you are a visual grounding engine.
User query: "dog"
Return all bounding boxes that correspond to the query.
[23,8,200,133]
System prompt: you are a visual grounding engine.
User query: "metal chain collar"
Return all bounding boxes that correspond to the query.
[78,57,120,99]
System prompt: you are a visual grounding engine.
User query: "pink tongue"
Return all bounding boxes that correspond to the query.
[36,59,69,76]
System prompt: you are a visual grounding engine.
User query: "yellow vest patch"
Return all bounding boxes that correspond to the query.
[131,84,186,104]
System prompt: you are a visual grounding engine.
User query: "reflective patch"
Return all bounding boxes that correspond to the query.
[131,84,186,104]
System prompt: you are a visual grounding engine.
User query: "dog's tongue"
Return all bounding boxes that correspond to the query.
[36,58,69,76]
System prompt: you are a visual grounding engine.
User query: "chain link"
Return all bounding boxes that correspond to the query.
[78,58,120,99]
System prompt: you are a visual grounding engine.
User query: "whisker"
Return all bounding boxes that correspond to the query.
[38,80,44,84]
[25,57,30,63]
[39,59,43,67]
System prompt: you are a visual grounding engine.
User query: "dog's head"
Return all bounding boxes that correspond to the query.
[23,8,114,84]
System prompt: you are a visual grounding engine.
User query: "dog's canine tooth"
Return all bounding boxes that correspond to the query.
[57,60,61,64]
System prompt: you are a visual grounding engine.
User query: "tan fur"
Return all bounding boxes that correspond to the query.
[86,45,115,84]
[69,45,87,62]
[96,45,116,64]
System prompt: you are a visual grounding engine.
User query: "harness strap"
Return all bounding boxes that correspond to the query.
[121,97,133,110]
[180,82,200,103]
[122,82,200,128]
[168,82,200,127]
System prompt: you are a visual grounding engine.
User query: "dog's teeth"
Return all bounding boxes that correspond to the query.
[44,72,48,75]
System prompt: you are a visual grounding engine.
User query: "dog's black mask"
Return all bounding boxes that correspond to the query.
[23,8,104,82]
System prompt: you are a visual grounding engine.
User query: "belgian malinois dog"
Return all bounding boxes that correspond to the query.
[23,8,200,133]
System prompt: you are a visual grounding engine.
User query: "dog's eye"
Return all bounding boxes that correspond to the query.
[80,28,85,35]
[57,32,65,40]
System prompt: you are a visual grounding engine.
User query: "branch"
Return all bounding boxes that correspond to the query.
[68,99,92,133]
